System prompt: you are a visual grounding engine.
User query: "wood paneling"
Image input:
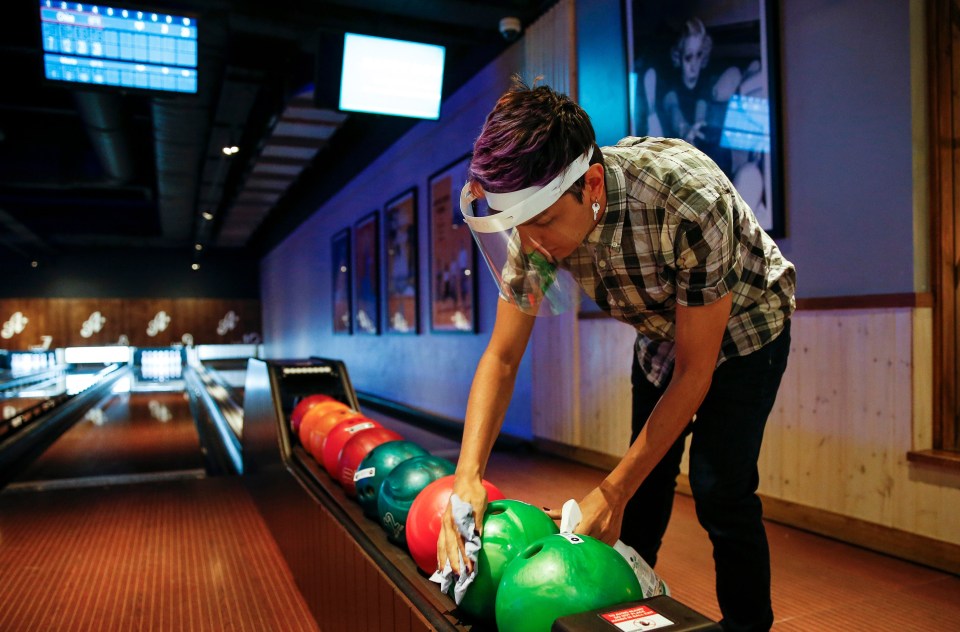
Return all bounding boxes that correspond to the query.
[537,307,960,565]
[0,298,66,350]
[532,310,579,446]
[577,318,635,456]
[64,299,128,347]
[929,0,960,452]
[0,299,261,350]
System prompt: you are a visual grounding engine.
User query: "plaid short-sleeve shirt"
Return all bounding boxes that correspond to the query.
[562,137,796,387]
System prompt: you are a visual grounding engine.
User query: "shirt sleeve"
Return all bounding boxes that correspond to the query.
[669,175,741,307]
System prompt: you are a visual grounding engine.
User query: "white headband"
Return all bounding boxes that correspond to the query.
[459,147,594,234]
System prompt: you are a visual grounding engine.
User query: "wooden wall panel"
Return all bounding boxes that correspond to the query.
[169,299,200,346]
[0,299,65,350]
[125,299,173,348]
[564,307,959,548]
[63,299,128,347]
[577,318,635,457]
[526,0,578,448]
[531,310,579,446]
[0,298,261,350]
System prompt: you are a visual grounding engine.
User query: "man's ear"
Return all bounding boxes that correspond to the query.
[585,163,605,197]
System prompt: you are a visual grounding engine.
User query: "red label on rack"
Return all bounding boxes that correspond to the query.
[601,605,674,630]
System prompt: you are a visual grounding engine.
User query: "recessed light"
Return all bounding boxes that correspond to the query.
[31,260,39,268]
[202,212,214,221]
[191,263,200,271]
[195,243,203,251]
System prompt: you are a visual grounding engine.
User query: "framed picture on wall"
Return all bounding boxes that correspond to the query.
[625,0,784,236]
[331,227,352,334]
[427,155,477,333]
[384,187,419,334]
[353,211,381,335]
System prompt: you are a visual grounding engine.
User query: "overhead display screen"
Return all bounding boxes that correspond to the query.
[339,33,445,120]
[39,1,198,94]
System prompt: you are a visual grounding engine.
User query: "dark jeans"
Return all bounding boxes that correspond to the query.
[620,321,791,632]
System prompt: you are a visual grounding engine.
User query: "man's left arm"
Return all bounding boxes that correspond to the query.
[573,293,732,544]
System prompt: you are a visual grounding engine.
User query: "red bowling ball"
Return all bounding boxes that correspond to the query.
[337,427,404,496]
[322,417,382,476]
[405,475,506,575]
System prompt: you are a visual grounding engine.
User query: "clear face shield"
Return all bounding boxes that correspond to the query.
[459,148,593,316]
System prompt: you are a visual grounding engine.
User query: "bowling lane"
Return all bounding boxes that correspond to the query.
[200,358,248,402]
[0,475,319,632]
[11,384,205,485]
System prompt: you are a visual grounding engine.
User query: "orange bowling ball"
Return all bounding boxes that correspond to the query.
[322,417,383,476]
[299,403,354,456]
[290,394,336,433]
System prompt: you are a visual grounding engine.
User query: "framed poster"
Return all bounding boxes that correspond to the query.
[353,211,381,335]
[427,155,477,333]
[384,187,419,334]
[625,0,784,236]
[331,228,352,334]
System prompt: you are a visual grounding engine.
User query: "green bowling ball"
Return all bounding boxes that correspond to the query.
[378,455,455,546]
[355,440,429,519]
[495,533,643,632]
[456,500,560,622]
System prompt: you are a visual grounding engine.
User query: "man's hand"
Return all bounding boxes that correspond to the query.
[437,475,488,575]
[575,483,627,545]
[544,482,627,546]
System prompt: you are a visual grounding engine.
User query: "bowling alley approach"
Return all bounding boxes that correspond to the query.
[2,0,960,631]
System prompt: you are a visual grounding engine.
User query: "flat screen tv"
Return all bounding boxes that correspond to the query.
[338,33,445,120]
[39,1,198,94]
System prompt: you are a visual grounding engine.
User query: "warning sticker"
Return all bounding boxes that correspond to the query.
[354,466,376,482]
[600,605,674,630]
[346,422,376,434]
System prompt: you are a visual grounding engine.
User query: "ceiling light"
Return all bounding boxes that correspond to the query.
[195,243,203,251]
[222,146,239,155]
[31,260,39,268]
[202,212,214,221]
[191,263,200,271]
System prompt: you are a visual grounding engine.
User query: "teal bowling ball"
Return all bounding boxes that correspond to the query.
[456,500,560,622]
[355,440,429,519]
[377,455,455,546]
[495,533,643,632]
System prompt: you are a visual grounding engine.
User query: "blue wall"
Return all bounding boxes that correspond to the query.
[261,46,536,438]
[775,0,916,297]
[262,0,921,422]
[576,0,629,147]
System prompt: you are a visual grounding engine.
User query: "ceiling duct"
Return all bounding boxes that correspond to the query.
[151,14,228,243]
[214,88,346,248]
[73,91,134,185]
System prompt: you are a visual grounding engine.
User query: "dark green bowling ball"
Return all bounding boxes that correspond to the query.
[495,533,642,632]
[355,440,429,519]
[456,500,560,621]
[377,455,455,546]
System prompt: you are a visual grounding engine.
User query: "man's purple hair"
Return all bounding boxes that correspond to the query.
[469,77,602,202]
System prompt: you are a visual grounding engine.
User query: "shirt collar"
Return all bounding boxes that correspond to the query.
[585,158,626,250]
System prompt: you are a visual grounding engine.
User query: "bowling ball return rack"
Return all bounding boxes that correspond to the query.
[241,357,720,632]
[242,357,476,631]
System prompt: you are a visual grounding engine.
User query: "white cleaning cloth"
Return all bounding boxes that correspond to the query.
[429,493,481,604]
[560,499,669,597]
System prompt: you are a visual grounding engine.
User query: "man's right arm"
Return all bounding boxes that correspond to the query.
[438,298,537,574]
